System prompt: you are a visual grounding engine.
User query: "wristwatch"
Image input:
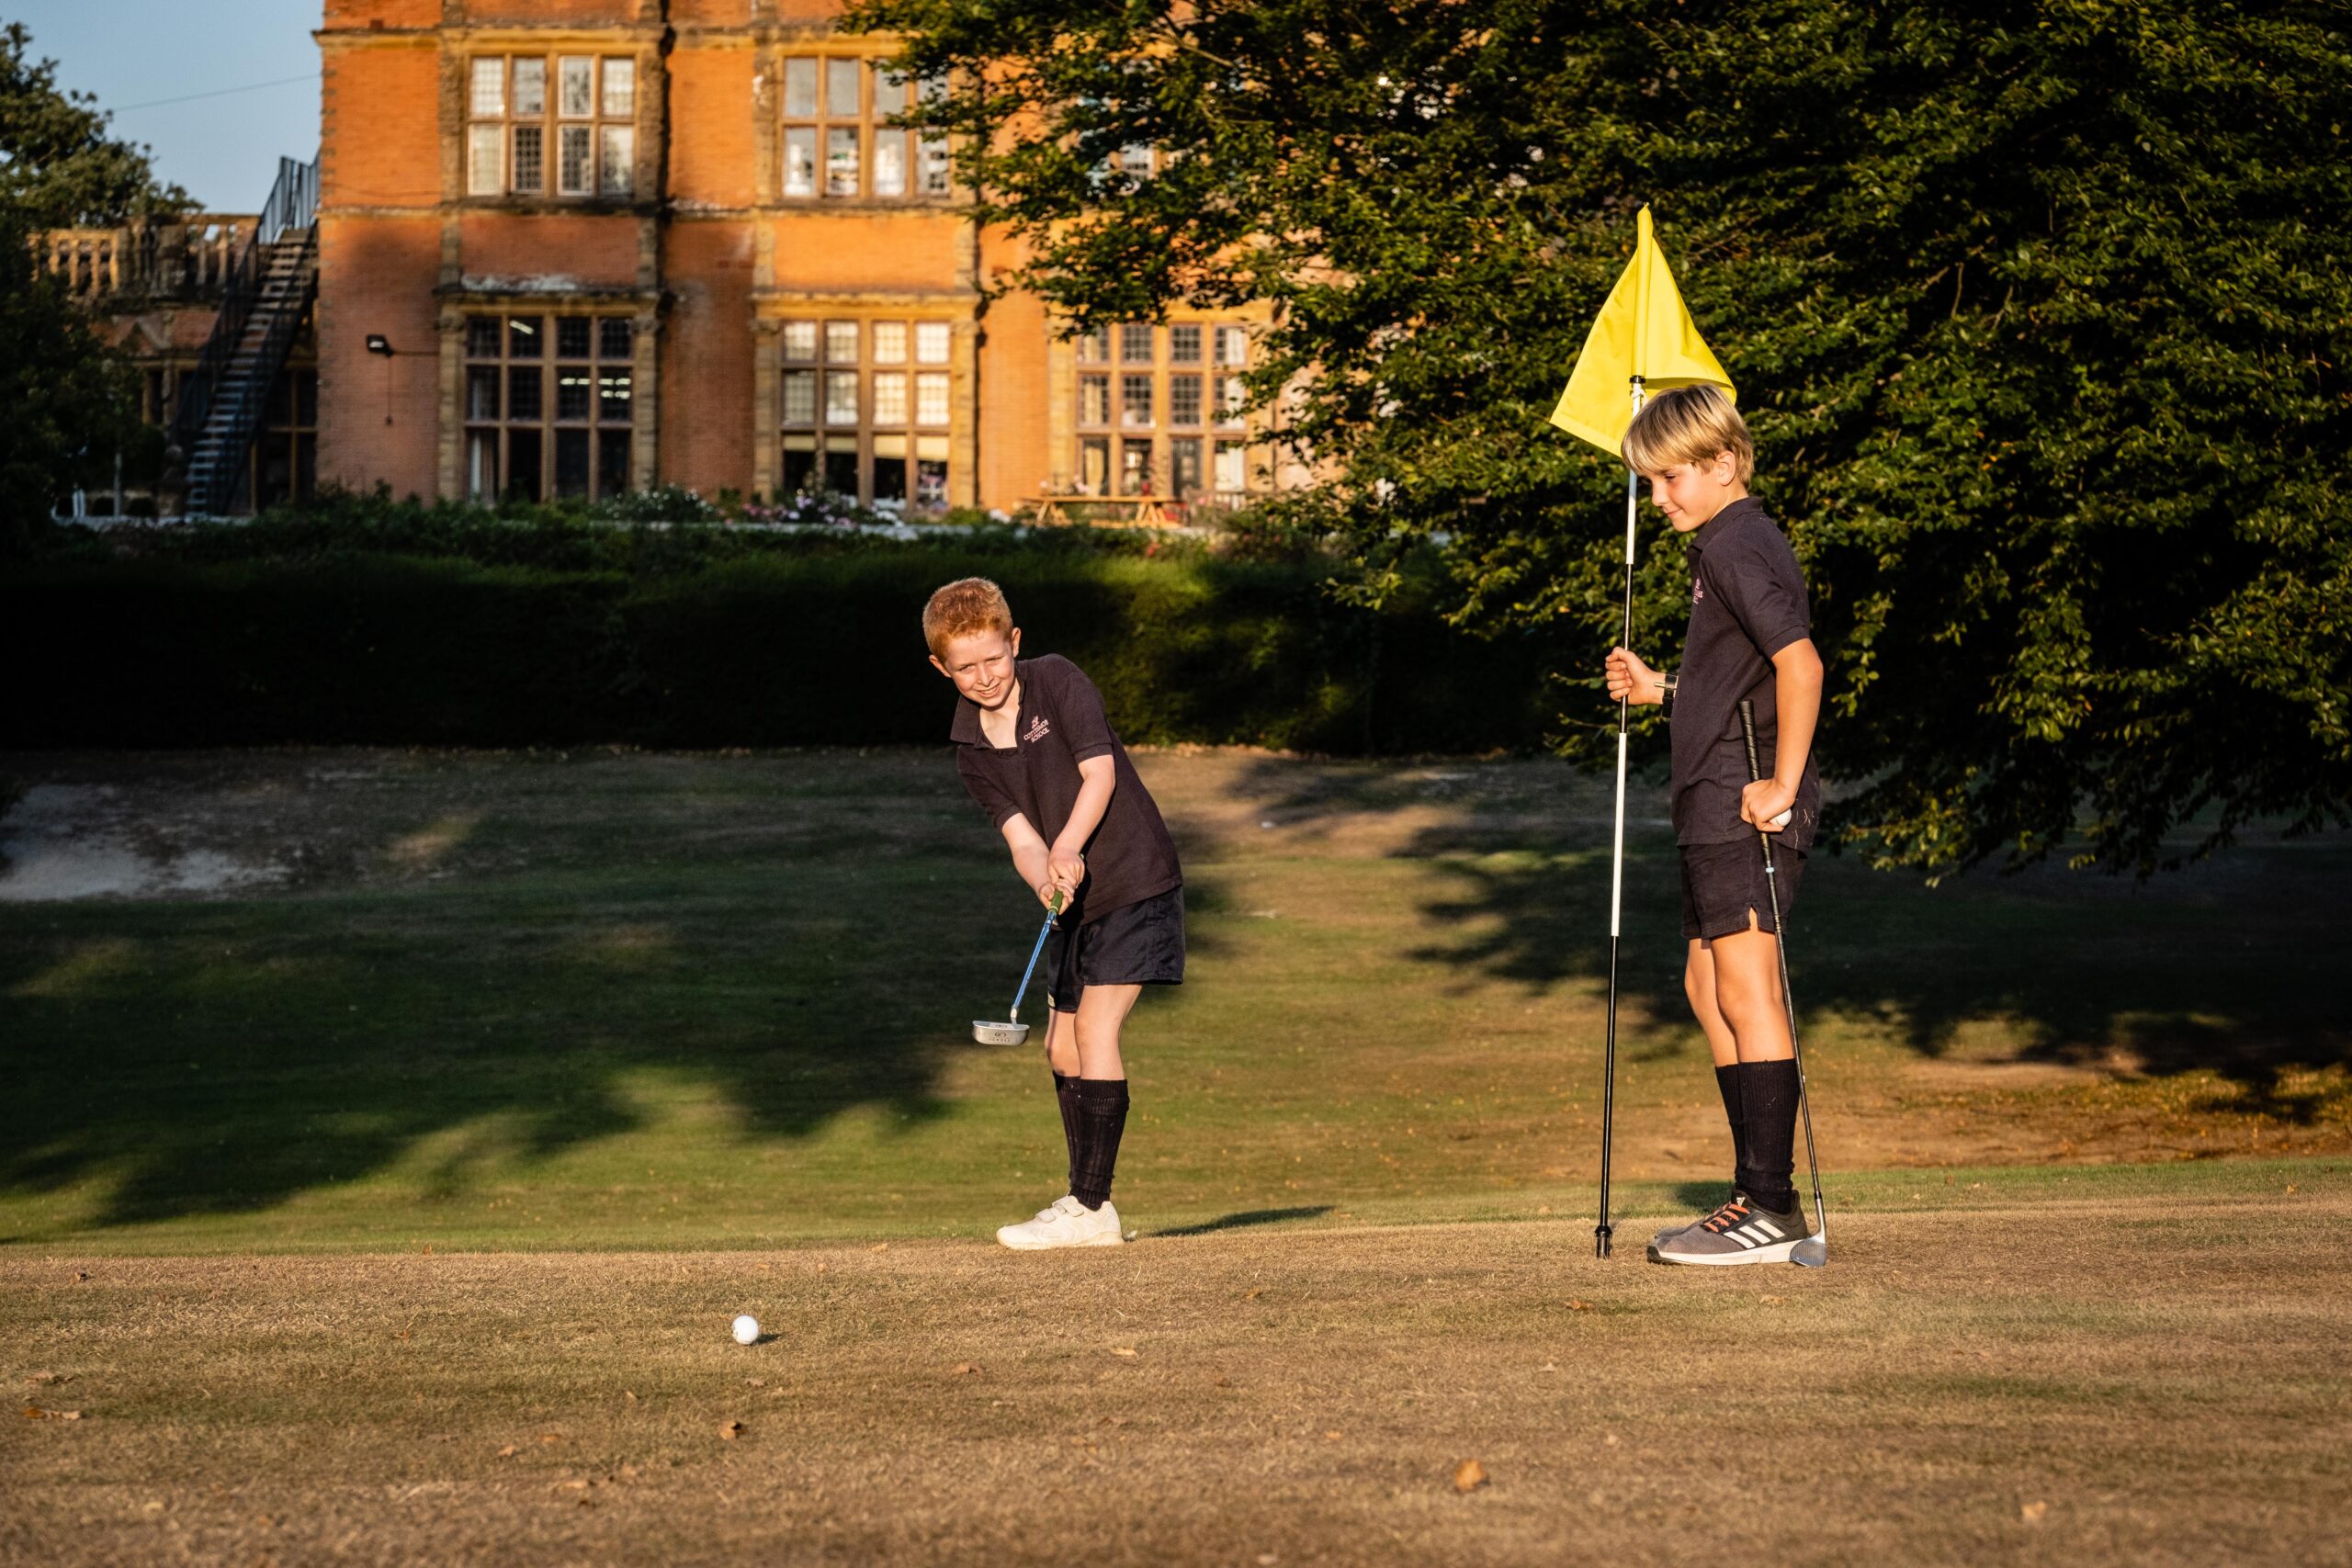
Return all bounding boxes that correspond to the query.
[1657,672,1677,711]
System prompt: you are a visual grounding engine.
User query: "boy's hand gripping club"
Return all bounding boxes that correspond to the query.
[1738,699,1829,1267]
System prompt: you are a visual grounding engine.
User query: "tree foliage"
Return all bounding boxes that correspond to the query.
[0,21,183,548]
[0,21,188,228]
[854,0,2352,874]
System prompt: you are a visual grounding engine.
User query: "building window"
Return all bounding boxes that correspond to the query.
[778,316,953,508]
[1074,320,1250,500]
[780,57,948,201]
[465,312,636,502]
[253,368,318,510]
[467,55,637,199]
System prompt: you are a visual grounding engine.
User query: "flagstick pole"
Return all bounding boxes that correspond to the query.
[1597,374,1645,1260]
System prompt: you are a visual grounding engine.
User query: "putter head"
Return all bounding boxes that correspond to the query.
[1791,1234,1827,1269]
[971,1020,1030,1046]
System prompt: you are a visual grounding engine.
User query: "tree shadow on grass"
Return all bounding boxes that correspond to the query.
[1154,1205,1334,1238]
[1220,754,2352,1106]
[0,753,1237,1233]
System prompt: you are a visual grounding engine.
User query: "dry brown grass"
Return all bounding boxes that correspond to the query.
[7,1185,2349,1567]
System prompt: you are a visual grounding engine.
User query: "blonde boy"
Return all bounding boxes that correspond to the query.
[1603,386,1826,1265]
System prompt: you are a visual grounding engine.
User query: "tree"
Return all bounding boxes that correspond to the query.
[855,0,2352,875]
[0,21,188,228]
[0,21,184,547]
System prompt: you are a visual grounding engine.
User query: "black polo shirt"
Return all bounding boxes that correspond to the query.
[950,654,1183,924]
[1670,498,1822,851]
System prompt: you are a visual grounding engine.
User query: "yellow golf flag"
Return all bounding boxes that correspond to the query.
[1547,207,1735,458]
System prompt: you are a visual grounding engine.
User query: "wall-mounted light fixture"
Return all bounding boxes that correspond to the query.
[366,334,401,423]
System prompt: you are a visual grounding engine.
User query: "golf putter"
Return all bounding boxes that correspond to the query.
[1738,700,1829,1268]
[971,890,1063,1045]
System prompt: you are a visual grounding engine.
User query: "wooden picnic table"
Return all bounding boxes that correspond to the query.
[1032,492,1181,528]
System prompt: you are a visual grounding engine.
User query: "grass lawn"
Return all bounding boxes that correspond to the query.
[4,748,2347,1563]
[3,748,2343,1250]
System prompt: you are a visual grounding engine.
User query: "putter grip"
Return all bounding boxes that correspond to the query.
[1737,699,1794,829]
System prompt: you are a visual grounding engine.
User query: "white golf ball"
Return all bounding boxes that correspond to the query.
[731,1314,760,1346]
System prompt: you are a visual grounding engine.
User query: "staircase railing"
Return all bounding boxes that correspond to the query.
[257,155,319,246]
[168,155,320,498]
[206,238,318,514]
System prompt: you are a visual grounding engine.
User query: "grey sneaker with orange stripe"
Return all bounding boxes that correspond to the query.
[1650,1192,1812,1267]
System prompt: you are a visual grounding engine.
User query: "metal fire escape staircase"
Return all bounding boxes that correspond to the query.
[170,156,320,516]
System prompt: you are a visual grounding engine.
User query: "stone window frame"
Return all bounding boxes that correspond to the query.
[460,310,639,503]
[774,312,956,510]
[1072,320,1250,501]
[254,367,320,512]
[775,52,951,205]
[465,51,639,202]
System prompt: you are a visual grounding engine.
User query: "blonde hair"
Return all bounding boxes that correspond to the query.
[922,577,1014,656]
[1622,384,1754,484]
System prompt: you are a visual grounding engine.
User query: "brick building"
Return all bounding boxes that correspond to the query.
[41,0,1286,518]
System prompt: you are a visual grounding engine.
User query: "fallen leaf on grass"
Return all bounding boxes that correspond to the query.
[1244,1287,1264,1301]
[2022,1500,2049,1523]
[72,1270,87,1281]
[2286,1184,2300,1194]
[1566,1299,1594,1313]
[1453,1459,1489,1494]
[23,1404,83,1420]
[556,1479,590,1492]
[496,1446,518,1459]
[1108,1347,1137,1359]
[624,1391,637,1403]
[23,1372,66,1386]
[1323,1430,1343,1441]
[1762,1294,1787,1305]
[869,1243,889,1253]
[718,1420,743,1440]
[949,1362,982,1377]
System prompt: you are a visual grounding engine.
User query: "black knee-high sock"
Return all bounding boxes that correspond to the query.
[1069,1078,1129,1212]
[1714,1064,1749,1187]
[1053,1072,1081,1194]
[1735,1059,1802,1213]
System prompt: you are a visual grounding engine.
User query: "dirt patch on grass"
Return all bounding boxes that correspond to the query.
[4,1183,2347,1566]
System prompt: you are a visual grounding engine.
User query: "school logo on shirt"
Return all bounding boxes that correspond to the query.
[1024,716,1053,744]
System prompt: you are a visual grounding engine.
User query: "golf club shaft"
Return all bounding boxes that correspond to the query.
[1738,700,1827,1245]
[1007,905,1057,1024]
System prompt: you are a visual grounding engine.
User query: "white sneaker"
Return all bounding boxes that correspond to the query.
[994,1195,1125,1250]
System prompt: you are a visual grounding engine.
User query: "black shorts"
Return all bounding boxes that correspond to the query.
[1046,886,1186,1012]
[1679,838,1805,942]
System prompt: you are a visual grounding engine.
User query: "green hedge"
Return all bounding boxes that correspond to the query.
[5,550,1563,752]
